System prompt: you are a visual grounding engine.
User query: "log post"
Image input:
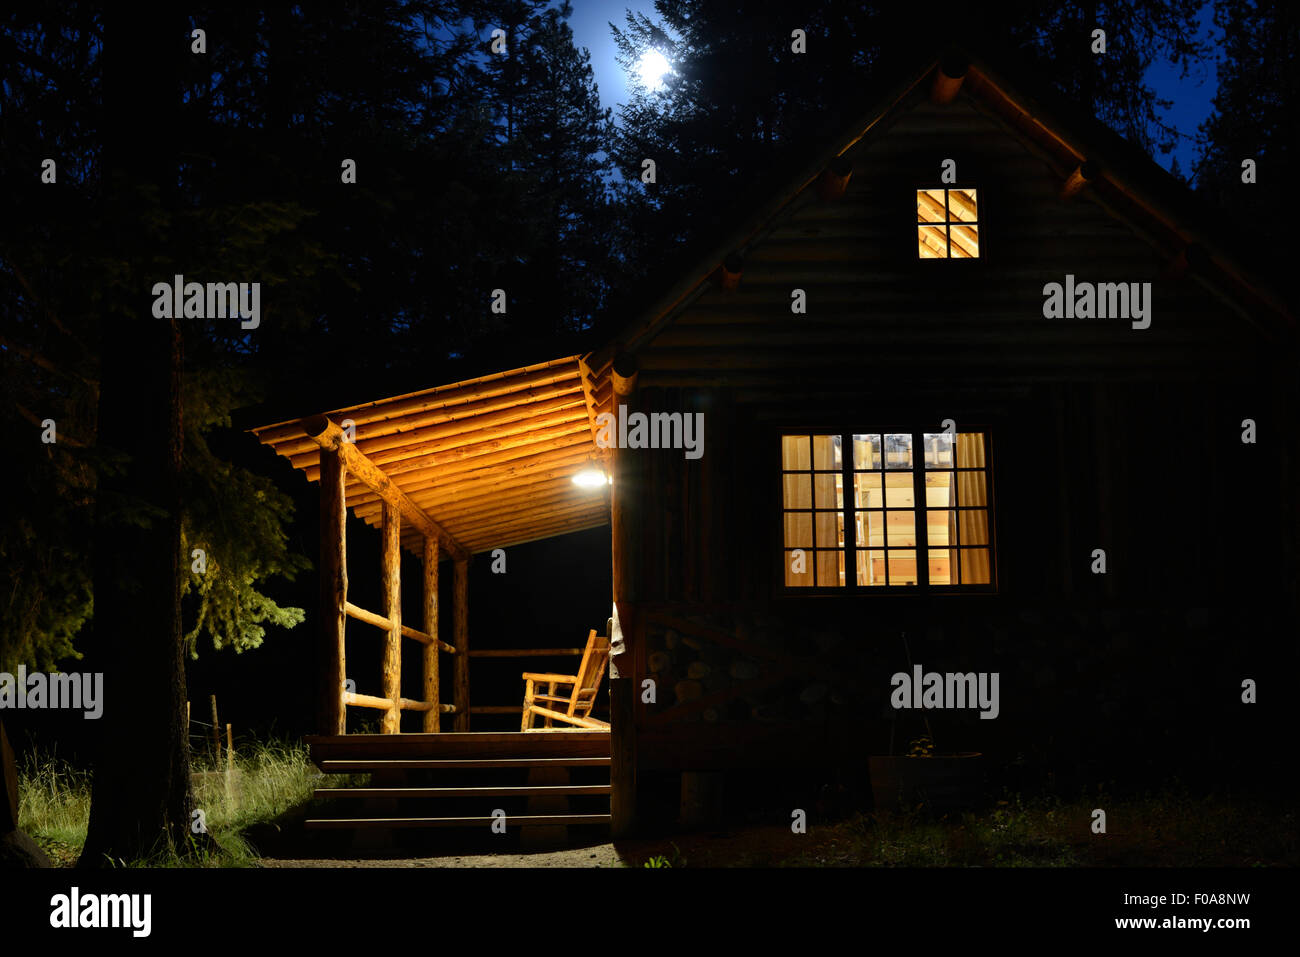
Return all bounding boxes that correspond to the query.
[422,535,440,732]
[609,675,638,839]
[611,379,643,612]
[319,446,347,735]
[453,557,470,731]
[610,374,641,838]
[380,502,402,734]
[225,723,234,806]
[209,694,221,765]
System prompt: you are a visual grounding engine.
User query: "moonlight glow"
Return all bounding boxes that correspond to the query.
[636,49,671,90]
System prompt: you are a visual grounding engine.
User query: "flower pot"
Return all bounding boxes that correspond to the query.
[868,752,983,812]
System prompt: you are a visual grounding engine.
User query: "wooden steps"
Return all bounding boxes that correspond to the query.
[318,757,610,772]
[303,731,612,834]
[314,785,611,799]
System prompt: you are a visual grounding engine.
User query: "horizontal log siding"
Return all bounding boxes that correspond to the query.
[640,95,1270,388]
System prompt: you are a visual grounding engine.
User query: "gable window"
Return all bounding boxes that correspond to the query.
[917,188,979,258]
[781,431,994,590]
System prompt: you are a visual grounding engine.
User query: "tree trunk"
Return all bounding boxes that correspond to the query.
[79,4,192,866]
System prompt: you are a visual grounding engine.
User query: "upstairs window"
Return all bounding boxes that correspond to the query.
[917,187,979,258]
[781,431,995,590]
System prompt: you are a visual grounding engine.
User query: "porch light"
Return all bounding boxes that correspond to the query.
[573,459,611,488]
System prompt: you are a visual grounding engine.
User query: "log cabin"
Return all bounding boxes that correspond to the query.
[250,50,1297,835]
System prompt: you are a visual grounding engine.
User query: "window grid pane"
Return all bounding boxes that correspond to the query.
[917,188,980,258]
[925,433,992,584]
[782,434,846,586]
[786,431,991,589]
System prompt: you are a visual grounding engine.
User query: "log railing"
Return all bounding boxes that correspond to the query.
[344,602,455,653]
[309,416,470,734]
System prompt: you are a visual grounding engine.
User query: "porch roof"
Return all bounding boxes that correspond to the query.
[250,355,611,557]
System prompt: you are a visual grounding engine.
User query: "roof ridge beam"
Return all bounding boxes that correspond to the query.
[931,53,969,104]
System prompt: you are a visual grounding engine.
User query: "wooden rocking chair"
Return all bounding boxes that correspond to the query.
[521,630,611,731]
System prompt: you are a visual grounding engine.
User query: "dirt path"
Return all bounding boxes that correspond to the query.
[259,843,630,868]
[254,825,841,867]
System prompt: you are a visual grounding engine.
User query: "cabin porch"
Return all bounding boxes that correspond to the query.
[250,357,627,834]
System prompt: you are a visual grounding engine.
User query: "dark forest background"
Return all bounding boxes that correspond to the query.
[0,1,1296,861]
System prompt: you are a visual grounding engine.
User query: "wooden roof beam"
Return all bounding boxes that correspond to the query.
[464,513,611,554]
[454,499,609,541]
[267,382,585,459]
[817,155,854,201]
[719,252,744,292]
[611,354,639,397]
[282,391,586,464]
[298,409,590,479]
[374,459,593,513]
[378,423,593,479]
[916,189,947,220]
[930,54,968,105]
[946,188,978,220]
[255,360,581,446]
[1060,160,1099,200]
[464,517,610,555]
[353,481,594,530]
[1161,243,1210,280]
[301,415,469,560]
[343,443,595,511]
[576,354,605,454]
[305,418,592,484]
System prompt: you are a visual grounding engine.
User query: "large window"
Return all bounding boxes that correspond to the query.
[781,431,994,589]
[917,187,979,258]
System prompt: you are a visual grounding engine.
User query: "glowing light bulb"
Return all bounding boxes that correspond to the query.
[573,468,607,489]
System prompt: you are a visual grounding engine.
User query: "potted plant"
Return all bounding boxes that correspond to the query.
[869,733,983,813]
[869,636,985,812]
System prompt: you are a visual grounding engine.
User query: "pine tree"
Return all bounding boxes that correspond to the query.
[0,6,320,673]
[444,1,618,361]
[507,4,619,343]
[1194,0,1299,287]
[80,3,193,866]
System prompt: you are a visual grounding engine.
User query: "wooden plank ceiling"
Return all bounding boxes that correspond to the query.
[251,356,611,556]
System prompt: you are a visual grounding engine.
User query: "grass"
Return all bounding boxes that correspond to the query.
[18,737,324,867]
[17,746,92,862]
[621,788,1298,868]
[642,842,687,868]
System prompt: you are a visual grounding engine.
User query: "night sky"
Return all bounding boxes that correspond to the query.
[568,1,1221,176]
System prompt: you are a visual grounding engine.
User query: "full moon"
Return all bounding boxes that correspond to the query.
[636,49,671,90]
